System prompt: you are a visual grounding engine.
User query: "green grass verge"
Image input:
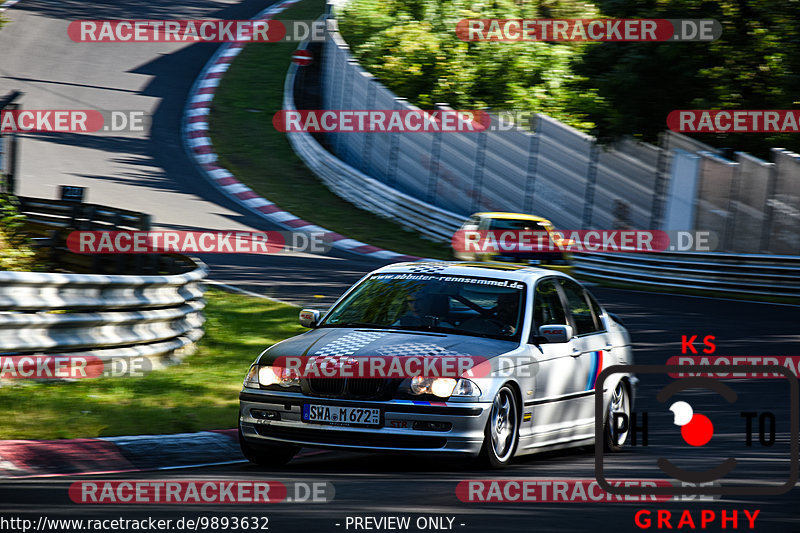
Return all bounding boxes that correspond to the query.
[207,0,451,260]
[0,289,303,440]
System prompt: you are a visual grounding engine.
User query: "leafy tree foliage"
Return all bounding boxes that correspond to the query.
[338,0,605,131]
[339,0,800,156]
[574,0,800,155]
[0,194,38,271]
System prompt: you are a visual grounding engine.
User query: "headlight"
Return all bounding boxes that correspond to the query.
[410,377,480,398]
[258,365,279,386]
[250,365,299,388]
[411,377,455,397]
[243,364,259,388]
[452,378,481,397]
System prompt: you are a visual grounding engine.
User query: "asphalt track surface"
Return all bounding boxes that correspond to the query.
[0,2,798,532]
[1,0,386,308]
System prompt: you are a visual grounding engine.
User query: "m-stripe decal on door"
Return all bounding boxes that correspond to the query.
[585,350,604,391]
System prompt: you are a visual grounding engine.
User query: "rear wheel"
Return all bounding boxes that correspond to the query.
[604,380,630,452]
[238,425,299,466]
[479,385,520,468]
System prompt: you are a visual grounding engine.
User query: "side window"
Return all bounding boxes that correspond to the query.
[461,216,480,231]
[533,278,568,330]
[558,279,600,335]
[587,292,606,332]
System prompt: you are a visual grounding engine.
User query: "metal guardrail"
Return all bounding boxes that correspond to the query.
[283,21,800,302]
[573,252,800,300]
[15,195,194,275]
[19,196,151,232]
[283,43,463,243]
[0,259,207,379]
[1,196,208,380]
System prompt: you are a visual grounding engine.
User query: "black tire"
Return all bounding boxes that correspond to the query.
[238,425,300,466]
[603,380,631,452]
[478,385,520,468]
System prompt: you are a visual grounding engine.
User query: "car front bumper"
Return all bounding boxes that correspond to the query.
[239,390,491,456]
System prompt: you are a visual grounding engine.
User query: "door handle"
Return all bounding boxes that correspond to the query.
[604,343,613,351]
[571,347,582,357]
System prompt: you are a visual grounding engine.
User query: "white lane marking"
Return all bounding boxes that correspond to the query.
[204,280,298,306]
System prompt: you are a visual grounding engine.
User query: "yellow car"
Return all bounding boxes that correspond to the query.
[452,212,573,273]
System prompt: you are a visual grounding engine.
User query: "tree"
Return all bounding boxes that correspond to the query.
[576,0,800,156]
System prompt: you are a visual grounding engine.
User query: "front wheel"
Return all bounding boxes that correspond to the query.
[239,425,300,466]
[479,385,520,468]
[604,380,631,452]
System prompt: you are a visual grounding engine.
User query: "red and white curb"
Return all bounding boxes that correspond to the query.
[181,0,423,263]
[0,429,328,478]
[0,0,22,13]
[0,430,242,478]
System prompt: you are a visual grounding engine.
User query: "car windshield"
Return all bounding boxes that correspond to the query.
[320,273,526,340]
[488,218,550,231]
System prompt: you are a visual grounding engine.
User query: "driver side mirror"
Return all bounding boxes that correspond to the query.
[299,309,321,328]
[538,324,573,343]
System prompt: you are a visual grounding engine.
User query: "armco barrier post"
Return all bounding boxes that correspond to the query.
[5,102,19,195]
[425,103,447,205]
[522,131,540,215]
[582,144,600,228]
[761,155,779,253]
[386,98,405,187]
[650,131,671,229]
[361,77,377,171]
[723,160,743,252]
[470,128,487,212]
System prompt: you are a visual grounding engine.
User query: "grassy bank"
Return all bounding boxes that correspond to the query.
[0,289,303,440]
[208,0,450,259]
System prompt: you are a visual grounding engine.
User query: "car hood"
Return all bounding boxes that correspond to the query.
[257,327,518,364]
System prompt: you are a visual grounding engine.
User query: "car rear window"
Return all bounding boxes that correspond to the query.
[488,219,548,231]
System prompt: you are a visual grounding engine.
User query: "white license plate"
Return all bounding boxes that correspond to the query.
[302,404,381,426]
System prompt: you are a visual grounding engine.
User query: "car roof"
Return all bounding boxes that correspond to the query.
[372,261,569,283]
[473,212,552,223]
